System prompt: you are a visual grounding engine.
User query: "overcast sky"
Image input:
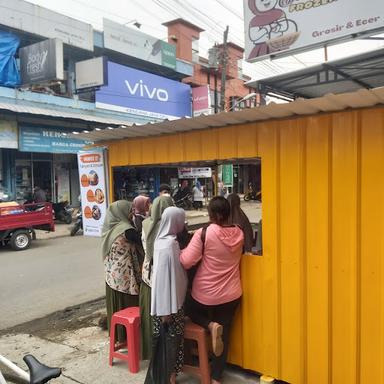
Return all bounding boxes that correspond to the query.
[26,0,384,80]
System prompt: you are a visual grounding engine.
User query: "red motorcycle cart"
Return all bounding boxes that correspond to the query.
[0,202,55,251]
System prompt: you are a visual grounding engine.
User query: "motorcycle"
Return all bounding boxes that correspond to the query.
[70,210,83,236]
[173,188,193,210]
[244,189,262,202]
[52,201,73,224]
[175,194,193,210]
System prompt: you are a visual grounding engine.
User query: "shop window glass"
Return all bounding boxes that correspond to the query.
[192,38,199,63]
[113,159,262,255]
[15,159,32,201]
[113,166,159,202]
[237,59,243,78]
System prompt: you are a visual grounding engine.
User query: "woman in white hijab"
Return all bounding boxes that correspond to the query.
[150,206,188,384]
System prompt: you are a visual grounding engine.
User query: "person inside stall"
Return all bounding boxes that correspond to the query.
[33,186,47,203]
[217,179,226,197]
[180,197,244,384]
[227,193,254,253]
[175,180,190,199]
[159,183,172,196]
[101,200,144,343]
[192,180,204,210]
[140,195,174,360]
[147,206,188,384]
[132,195,151,234]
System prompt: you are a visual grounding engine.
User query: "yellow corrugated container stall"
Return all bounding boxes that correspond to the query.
[106,106,384,384]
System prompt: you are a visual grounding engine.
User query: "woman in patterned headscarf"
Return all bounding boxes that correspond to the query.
[101,200,144,342]
[132,195,151,234]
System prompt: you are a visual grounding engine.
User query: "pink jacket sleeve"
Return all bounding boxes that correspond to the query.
[180,228,204,270]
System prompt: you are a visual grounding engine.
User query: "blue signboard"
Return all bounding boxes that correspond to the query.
[19,126,90,154]
[96,62,191,120]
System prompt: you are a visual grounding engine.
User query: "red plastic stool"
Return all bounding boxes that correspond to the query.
[109,306,140,373]
[183,319,210,384]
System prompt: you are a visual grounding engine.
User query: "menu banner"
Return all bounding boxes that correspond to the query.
[77,149,108,237]
[178,167,212,179]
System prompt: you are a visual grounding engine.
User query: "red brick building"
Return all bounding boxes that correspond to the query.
[163,18,259,113]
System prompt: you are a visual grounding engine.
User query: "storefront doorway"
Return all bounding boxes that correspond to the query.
[33,159,53,201]
[12,151,79,204]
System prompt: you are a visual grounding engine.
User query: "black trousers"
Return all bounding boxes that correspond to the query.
[187,296,241,381]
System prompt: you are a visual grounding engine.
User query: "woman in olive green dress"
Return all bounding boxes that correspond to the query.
[101,200,144,342]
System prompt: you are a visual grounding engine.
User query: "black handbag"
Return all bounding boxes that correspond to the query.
[187,225,208,290]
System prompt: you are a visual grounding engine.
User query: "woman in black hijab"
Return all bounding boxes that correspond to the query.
[227,193,254,252]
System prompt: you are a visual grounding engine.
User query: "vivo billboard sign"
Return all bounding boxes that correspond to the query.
[96,62,191,120]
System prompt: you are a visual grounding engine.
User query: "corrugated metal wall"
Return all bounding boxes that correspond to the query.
[107,106,384,384]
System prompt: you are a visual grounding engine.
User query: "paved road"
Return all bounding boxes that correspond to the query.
[0,200,261,330]
[0,235,104,330]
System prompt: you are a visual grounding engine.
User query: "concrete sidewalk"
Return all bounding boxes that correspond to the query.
[6,200,263,382]
[0,331,260,383]
[0,300,260,384]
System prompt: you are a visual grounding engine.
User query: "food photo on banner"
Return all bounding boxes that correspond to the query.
[77,149,108,237]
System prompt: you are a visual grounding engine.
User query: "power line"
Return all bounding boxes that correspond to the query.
[63,0,219,54]
[214,0,243,20]
[174,0,244,46]
[157,0,221,44]
[23,0,253,74]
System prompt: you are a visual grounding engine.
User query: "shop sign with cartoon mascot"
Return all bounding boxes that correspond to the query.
[244,0,384,61]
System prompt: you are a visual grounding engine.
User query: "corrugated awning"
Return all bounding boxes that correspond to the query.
[246,48,384,100]
[0,101,131,127]
[71,86,384,142]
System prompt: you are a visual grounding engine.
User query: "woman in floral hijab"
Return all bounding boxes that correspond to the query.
[101,200,144,342]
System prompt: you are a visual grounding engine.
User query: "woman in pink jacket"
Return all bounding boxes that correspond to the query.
[180,196,244,384]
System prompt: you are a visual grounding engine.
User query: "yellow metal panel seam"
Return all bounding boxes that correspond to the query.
[257,122,279,376]
[305,115,331,383]
[300,119,308,384]
[354,109,384,382]
[327,117,333,384]
[276,124,282,379]
[355,111,362,384]
[331,112,358,384]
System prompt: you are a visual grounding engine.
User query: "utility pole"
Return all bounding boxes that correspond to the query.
[208,45,219,114]
[220,26,229,112]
